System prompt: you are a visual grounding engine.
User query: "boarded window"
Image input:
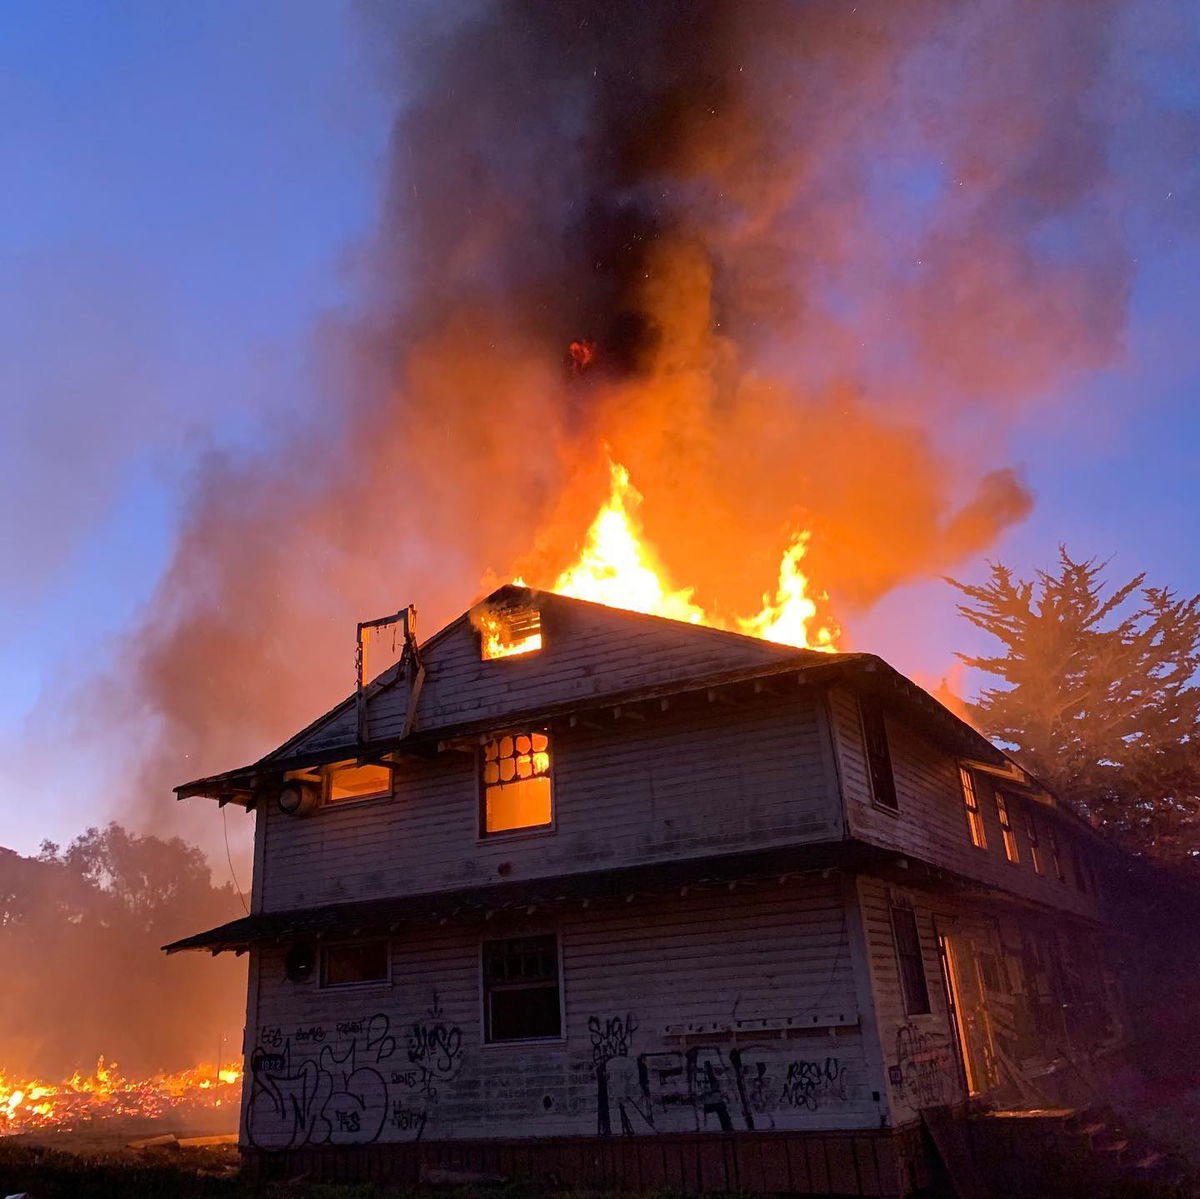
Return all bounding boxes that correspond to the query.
[321,940,388,987]
[482,731,552,834]
[995,792,1020,863]
[859,697,898,810]
[1026,810,1046,875]
[482,934,561,1041]
[890,906,931,1015]
[325,761,391,804]
[960,767,987,848]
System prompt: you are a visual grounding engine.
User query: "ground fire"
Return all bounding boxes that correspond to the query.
[0,1058,241,1137]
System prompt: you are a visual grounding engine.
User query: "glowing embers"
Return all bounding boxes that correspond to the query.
[482,731,551,834]
[0,1058,243,1135]
[477,603,543,661]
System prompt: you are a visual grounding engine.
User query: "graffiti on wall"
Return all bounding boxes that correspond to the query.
[590,1012,850,1136]
[246,1004,464,1151]
[888,1022,954,1110]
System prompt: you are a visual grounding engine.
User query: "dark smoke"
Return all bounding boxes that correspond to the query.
[93,0,1183,853]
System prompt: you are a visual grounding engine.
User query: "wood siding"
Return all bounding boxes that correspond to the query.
[282,597,800,759]
[241,876,884,1149]
[260,689,839,913]
[830,686,1107,921]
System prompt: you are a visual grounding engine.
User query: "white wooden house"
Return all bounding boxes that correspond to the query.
[168,586,1129,1195]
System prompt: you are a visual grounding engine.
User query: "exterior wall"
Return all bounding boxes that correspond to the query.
[284,597,799,759]
[856,873,1129,1129]
[830,686,1108,920]
[260,689,840,913]
[241,875,884,1151]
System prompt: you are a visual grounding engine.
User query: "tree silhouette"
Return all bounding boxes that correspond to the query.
[950,548,1200,861]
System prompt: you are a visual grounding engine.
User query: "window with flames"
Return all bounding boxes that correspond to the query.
[478,605,542,661]
[481,730,552,834]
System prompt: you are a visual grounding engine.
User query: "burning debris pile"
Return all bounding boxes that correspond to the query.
[0,1058,241,1138]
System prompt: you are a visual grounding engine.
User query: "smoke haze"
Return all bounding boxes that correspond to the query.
[94,0,1187,848]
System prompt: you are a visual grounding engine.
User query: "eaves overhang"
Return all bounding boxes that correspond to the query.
[174,651,1008,807]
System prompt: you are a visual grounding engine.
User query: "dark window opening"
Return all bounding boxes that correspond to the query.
[320,939,389,987]
[859,697,898,810]
[1048,827,1066,883]
[890,905,931,1015]
[483,934,561,1042]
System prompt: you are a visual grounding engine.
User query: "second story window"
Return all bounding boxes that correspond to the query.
[481,731,552,834]
[890,905,931,1015]
[1047,826,1066,883]
[325,761,392,804]
[1026,811,1046,875]
[959,767,987,849]
[995,792,1020,864]
[858,697,898,810]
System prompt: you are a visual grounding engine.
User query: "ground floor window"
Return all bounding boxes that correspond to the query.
[482,934,561,1041]
[891,905,931,1015]
[320,939,389,987]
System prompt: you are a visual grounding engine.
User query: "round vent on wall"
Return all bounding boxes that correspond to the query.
[284,941,315,983]
[278,779,319,817]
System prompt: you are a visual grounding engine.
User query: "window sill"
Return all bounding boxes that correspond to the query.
[476,824,556,845]
[318,792,395,813]
[318,979,394,993]
[480,1035,567,1050]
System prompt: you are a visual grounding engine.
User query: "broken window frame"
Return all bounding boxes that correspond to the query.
[1047,826,1066,883]
[995,791,1020,864]
[890,904,932,1016]
[481,933,563,1043]
[319,939,390,989]
[858,695,898,811]
[959,766,987,849]
[477,604,543,661]
[479,729,554,837]
[1025,810,1046,875]
[322,760,393,806]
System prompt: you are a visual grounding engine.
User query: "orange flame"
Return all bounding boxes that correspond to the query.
[545,458,841,652]
[0,1057,242,1136]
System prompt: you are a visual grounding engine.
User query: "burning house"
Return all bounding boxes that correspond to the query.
[168,585,1136,1195]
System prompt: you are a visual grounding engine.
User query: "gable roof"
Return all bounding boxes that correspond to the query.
[174,585,1009,804]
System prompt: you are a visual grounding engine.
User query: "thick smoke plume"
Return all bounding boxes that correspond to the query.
[119,0,1169,847]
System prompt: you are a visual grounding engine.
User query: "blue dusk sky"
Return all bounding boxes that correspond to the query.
[1,2,1198,866]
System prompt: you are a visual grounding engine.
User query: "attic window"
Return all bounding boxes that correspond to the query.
[325,761,392,804]
[478,604,542,661]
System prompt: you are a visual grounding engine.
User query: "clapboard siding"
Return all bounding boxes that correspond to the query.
[283,596,803,758]
[242,877,882,1148]
[854,875,966,1127]
[830,686,1106,920]
[260,690,839,912]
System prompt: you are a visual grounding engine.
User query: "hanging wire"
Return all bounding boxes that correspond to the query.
[222,803,250,915]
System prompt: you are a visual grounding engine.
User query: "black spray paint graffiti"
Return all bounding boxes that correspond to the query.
[890,1022,952,1109]
[590,1013,850,1137]
[246,1010,463,1151]
[779,1057,848,1111]
[406,998,465,1100]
